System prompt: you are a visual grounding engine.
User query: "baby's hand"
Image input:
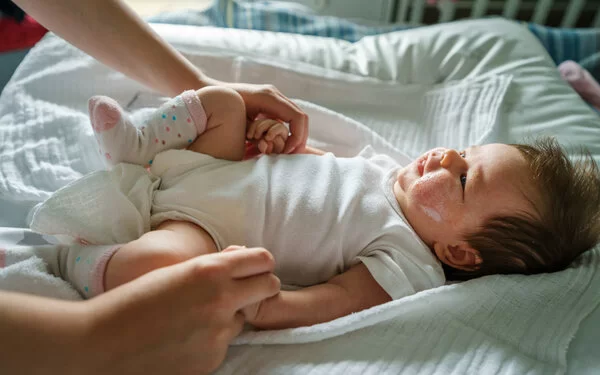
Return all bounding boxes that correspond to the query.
[246,118,289,156]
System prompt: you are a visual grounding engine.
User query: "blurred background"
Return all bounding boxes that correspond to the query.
[1,0,599,93]
[0,0,214,91]
[124,0,213,17]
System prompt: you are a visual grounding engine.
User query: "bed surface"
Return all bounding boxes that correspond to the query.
[0,17,599,374]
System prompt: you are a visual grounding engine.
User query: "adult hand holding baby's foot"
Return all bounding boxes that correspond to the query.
[245,118,289,159]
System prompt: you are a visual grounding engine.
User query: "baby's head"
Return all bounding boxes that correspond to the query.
[393,137,600,281]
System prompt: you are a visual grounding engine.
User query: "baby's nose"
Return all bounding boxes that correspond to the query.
[440,149,464,168]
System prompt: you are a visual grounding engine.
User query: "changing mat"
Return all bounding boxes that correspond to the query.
[1,18,600,375]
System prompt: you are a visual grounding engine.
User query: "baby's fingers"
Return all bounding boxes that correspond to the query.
[271,136,286,154]
[265,122,289,142]
[258,139,269,154]
[247,119,279,140]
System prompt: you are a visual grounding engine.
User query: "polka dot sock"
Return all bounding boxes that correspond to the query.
[89,90,207,167]
[55,243,122,298]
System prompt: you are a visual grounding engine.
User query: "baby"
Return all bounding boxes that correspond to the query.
[39,86,600,330]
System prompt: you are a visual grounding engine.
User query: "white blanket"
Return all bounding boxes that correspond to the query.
[2,227,599,375]
[6,92,600,375]
[1,20,600,375]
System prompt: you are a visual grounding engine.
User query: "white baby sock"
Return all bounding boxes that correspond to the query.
[89,90,207,166]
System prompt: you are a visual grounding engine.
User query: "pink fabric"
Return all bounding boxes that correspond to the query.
[181,90,208,135]
[88,95,122,132]
[0,248,5,268]
[558,61,600,111]
[91,245,121,296]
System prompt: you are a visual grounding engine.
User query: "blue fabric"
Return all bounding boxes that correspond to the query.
[148,0,599,81]
[148,0,414,42]
[525,23,599,80]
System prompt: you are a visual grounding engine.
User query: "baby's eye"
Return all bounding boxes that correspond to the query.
[459,150,467,190]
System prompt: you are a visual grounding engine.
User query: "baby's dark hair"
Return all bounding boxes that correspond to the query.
[444,137,600,281]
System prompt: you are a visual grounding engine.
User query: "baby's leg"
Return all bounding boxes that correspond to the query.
[104,220,218,291]
[187,87,247,161]
[89,90,207,166]
[57,220,218,297]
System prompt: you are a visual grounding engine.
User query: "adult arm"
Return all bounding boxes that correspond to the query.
[13,0,202,97]
[0,247,280,375]
[246,263,391,330]
[0,291,89,375]
[12,0,309,153]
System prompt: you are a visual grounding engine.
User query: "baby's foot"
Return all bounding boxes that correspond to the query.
[559,61,600,111]
[89,90,208,167]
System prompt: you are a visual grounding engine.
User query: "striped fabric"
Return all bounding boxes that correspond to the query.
[525,23,599,80]
[148,0,599,80]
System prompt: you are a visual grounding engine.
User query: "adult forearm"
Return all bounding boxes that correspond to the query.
[14,0,207,96]
[0,291,92,375]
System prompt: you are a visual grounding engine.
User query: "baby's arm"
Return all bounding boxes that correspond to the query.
[245,263,391,330]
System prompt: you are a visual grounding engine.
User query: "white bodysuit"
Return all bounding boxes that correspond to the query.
[148,146,445,299]
[29,145,445,299]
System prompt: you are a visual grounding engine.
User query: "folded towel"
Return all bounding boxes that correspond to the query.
[0,228,80,300]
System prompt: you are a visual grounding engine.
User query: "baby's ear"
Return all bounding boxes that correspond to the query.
[433,241,482,271]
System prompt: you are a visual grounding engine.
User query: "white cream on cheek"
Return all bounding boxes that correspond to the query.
[421,205,442,222]
[413,173,452,224]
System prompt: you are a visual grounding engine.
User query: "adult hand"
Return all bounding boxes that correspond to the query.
[84,247,280,375]
[208,80,309,154]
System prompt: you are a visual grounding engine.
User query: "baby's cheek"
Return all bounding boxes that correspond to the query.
[411,174,453,219]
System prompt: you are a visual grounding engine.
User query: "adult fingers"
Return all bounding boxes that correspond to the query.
[232,272,281,309]
[219,247,276,279]
[222,245,246,252]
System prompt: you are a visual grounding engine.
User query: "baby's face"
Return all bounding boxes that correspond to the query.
[393,144,534,250]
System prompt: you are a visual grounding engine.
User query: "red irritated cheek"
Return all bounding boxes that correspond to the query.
[410,173,454,218]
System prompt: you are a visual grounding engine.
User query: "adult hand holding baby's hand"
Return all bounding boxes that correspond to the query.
[83,248,280,375]
[205,80,308,154]
[245,118,289,159]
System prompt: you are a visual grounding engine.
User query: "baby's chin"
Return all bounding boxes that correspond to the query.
[396,161,420,191]
[393,170,411,211]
